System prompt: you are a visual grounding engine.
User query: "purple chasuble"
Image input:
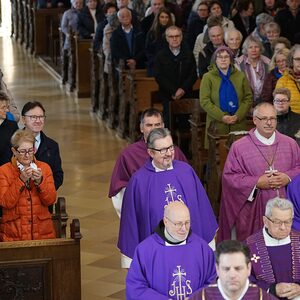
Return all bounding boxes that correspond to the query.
[246,230,300,292]
[190,284,278,299]
[219,129,300,242]
[108,139,187,197]
[118,159,218,259]
[287,174,300,231]
[126,232,216,300]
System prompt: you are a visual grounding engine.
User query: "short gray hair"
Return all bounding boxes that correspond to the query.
[242,35,264,55]
[255,13,273,27]
[265,197,294,218]
[253,102,276,117]
[147,128,171,149]
[224,28,243,45]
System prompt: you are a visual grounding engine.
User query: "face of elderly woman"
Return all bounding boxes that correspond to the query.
[247,41,261,60]
[293,49,300,73]
[216,50,231,72]
[227,31,241,51]
[275,53,287,72]
[12,140,35,167]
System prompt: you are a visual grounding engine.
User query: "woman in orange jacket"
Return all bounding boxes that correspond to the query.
[0,129,57,241]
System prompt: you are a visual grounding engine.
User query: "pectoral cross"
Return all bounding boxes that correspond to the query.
[165,184,177,204]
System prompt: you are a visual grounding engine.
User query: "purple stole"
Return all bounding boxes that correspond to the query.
[246,230,300,283]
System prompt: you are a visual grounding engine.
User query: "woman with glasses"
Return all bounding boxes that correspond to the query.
[261,48,289,103]
[276,44,300,113]
[0,129,56,241]
[200,45,252,148]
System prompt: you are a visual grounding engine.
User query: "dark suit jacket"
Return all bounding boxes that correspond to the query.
[231,13,255,44]
[35,131,63,190]
[78,5,104,39]
[0,119,18,166]
[110,25,145,69]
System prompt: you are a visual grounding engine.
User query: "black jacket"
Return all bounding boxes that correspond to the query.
[198,41,216,78]
[231,13,255,44]
[35,131,64,190]
[154,44,197,100]
[110,25,145,69]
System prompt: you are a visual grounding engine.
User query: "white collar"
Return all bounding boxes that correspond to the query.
[122,25,133,33]
[254,129,276,145]
[263,226,291,246]
[152,160,173,172]
[217,279,249,300]
[165,240,186,246]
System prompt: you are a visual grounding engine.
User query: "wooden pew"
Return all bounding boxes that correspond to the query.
[11,0,19,40]
[90,47,100,112]
[127,73,161,142]
[0,198,82,299]
[97,49,108,120]
[75,37,92,98]
[27,0,35,54]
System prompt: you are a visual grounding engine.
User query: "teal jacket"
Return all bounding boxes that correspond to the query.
[200,63,253,148]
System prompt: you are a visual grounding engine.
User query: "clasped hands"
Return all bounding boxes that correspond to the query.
[276,282,300,299]
[257,171,290,190]
[20,166,43,186]
[222,114,238,124]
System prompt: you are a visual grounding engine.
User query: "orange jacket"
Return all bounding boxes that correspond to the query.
[0,158,57,241]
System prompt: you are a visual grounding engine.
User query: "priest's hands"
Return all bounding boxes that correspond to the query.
[276,282,300,299]
[222,115,238,124]
[257,172,290,190]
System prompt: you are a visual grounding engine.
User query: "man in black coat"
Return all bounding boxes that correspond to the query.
[154,25,197,127]
[0,91,18,166]
[21,101,64,192]
[110,8,145,69]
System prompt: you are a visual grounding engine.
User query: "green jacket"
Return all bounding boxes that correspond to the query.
[200,64,253,148]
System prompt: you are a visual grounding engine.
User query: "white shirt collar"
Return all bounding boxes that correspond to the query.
[165,240,187,246]
[254,129,276,145]
[122,25,133,33]
[263,226,291,246]
[169,47,180,56]
[35,132,41,151]
[217,279,249,300]
[151,160,173,172]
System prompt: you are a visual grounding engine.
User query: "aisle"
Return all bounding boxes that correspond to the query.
[0,36,127,299]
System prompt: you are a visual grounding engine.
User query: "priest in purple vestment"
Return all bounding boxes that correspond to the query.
[118,128,218,267]
[191,240,277,300]
[246,197,300,300]
[126,201,216,300]
[108,108,187,217]
[219,102,300,242]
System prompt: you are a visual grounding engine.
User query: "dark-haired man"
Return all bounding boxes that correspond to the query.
[108,108,187,217]
[191,240,277,299]
[21,102,63,193]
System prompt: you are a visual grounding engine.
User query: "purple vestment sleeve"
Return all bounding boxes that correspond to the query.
[118,159,218,259]
[287,174,300,231]
[108,139,187,197]
[126,233,216,300]
[219,129,300,242]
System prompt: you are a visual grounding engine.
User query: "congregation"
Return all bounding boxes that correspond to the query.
[3,0,300,299]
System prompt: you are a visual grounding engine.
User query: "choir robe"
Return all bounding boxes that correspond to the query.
[126,231,216,300]
[191,283,277,299]
[108,139,187,197]
[246,228,300,300]
[118,159,218,259]
[219,129,300,242]
[287,174,300,231]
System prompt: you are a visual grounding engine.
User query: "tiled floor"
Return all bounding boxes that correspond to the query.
[0,35,127,299]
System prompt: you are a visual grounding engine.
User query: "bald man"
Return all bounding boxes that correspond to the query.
[126,201,216,299]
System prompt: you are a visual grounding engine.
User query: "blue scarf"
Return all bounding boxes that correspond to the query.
[218,67,239,115]
[273,67,282,79]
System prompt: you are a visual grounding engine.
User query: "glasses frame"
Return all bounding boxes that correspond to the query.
[255,116,277,123]
[24,115,46,121]
[273,99,290,104]
[165,216,191,229]
[265,216,293,227]
[16,147,35,156]
[149,145,175,155]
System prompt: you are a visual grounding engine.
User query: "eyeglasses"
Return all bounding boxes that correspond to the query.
[265,216,293,227]
[24,115,46,121]
[167,35,181,39]
[166,216,191,229]
[273,98,290,104]
[216,55,230,60]
[16,148,35,155]
[255,116,277,122]
[150,145,175,155]
[293,57,300,62]
[0,104,9,110]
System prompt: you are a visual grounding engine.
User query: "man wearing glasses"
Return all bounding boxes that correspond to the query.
[21,101,63,197]
[273,87,300,146]
[246,197,300,299]
[219,102,300,243]
[118,128,217,268]
[126,201,216,299]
